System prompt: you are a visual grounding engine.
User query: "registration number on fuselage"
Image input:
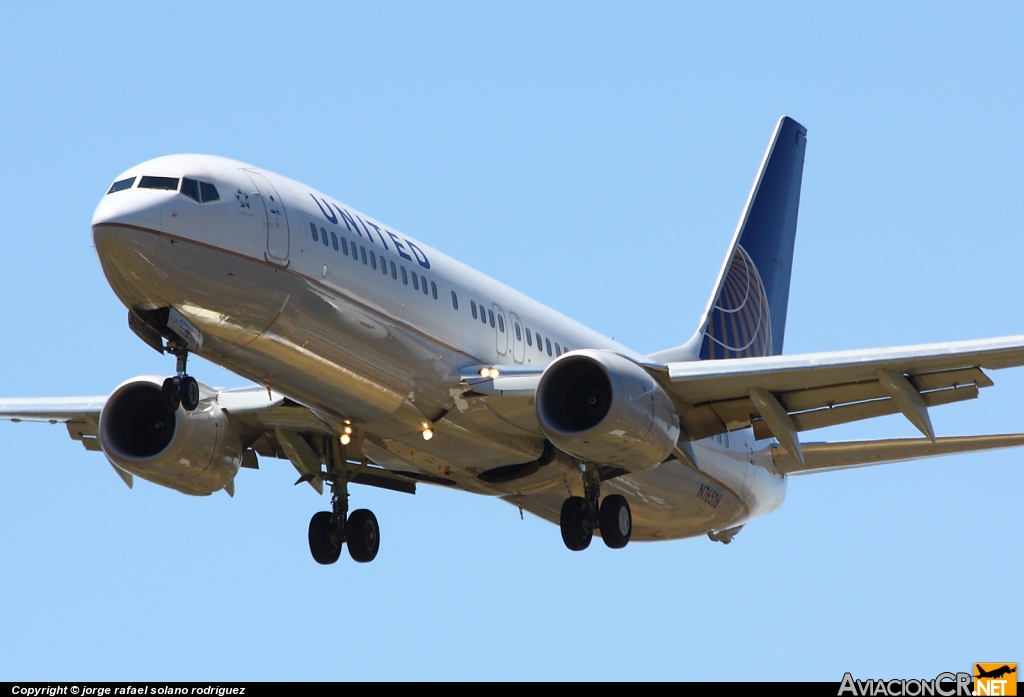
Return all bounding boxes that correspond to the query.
[697,482,722,509]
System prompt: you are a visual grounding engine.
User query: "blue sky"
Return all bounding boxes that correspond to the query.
[0,1,1021,681]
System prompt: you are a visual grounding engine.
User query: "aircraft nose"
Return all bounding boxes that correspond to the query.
[91,187,164,231]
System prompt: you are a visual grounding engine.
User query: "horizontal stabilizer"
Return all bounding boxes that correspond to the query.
[772,434,1024,475]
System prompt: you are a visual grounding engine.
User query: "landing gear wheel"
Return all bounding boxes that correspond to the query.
[179,376,200,411]
[161,377,180,412]
[560,496,592,551]
[599,494,631,549]
[346,509,380,563]
[308,511,342,565]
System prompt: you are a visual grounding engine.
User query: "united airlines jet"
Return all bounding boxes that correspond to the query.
[3,117,1022,563]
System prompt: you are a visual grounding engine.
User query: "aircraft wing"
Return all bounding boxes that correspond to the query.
[0,396,109,451]
[0,387,417,495]
[0,396,109,421]
[648,335,1024,462]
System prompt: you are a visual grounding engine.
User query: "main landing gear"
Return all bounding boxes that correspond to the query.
[560,463,632,551]
[307,438,380,564]
[160,339,200,412]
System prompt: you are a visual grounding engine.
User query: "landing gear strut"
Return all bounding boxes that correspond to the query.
[559,462,631,552]
[308,437,380,565]
[160,340,200,412]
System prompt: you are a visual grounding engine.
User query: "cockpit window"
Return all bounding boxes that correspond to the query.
[181,178,201,202]
[107,177,135,194]
[138,176,179,191]
[179,178,221,204]
[199,182,220,203]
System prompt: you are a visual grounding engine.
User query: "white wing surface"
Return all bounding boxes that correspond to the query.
[0,396,108,451]
[650,335,1024,462]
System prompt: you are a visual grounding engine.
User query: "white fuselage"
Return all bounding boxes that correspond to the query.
[90,154,787,541]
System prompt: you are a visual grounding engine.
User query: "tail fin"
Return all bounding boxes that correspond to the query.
[648,116,807,363]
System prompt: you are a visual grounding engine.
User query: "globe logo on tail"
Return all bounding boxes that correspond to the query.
[700,244,772,360]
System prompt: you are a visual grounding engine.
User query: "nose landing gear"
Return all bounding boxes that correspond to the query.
[559,463,632,552]
[160,340,200,412]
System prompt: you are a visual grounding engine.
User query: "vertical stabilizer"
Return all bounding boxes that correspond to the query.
[648,117,807,363]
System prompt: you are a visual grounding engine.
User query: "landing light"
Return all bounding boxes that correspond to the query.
[340,433,351,445]
[478,368,499,378]
[343,425,353,435]
[422,428,434,441]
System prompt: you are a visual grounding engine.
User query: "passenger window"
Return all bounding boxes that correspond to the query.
[309,222,319,243]
[331,232,339,251]
[401,266,408,284]
[107,177,135,194]
[360,247,367,264]
[341,237,349,256]
[199,182,220,202]
[536,333,542,349]
[320,227,328,246]
[412,273,419,291]
[545,338,552,356]
[381,259,388,276]
[351,244,359,263]
[555,343,561,355]
[421,276,428,295]
[370,251,377,270]
[431,281,438,299]
[138,176,179,190]
[488,310,495,328]
[724,431,730,448]
[451,291,458,309]
[497,315,505,332]
[181,178,200,202]
[471,301,477,319]
[526,328,532,346]
[390,261,397,279]
[514,324,521,341]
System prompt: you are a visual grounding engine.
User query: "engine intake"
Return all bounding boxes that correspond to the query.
[101,381,176,458]
[536,350,680,472]
[99,376,243,496]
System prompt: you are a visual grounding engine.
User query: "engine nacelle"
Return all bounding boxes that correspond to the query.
[98,376,243,496]
[536,350,680,472]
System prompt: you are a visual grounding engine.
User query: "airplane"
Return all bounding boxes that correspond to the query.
[975,666,1016,680]
[3,115,1024,564]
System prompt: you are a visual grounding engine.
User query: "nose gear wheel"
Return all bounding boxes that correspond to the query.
[161,340,200,412]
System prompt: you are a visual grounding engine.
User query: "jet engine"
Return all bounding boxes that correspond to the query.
[98,376,243,495]
[535,350,680,472]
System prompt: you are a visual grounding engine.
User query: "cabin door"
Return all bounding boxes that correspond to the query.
[493,303,508,356]
[509,312,525,363]
[244,170,290,264]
